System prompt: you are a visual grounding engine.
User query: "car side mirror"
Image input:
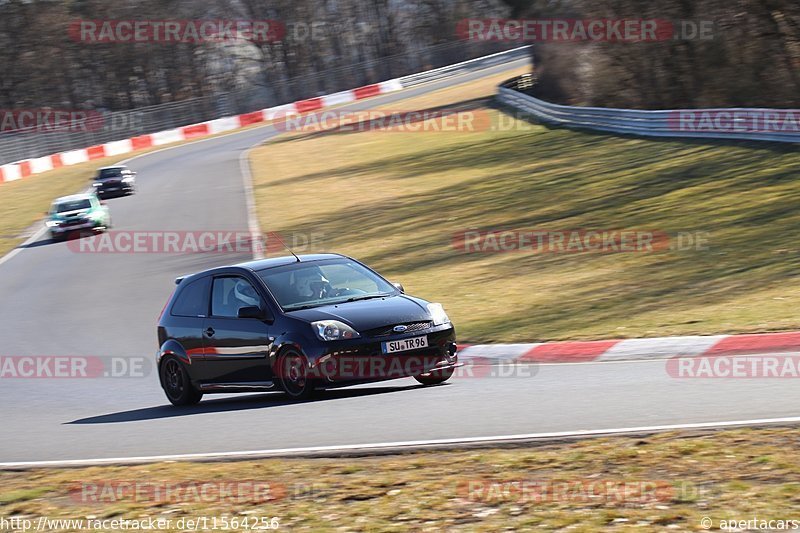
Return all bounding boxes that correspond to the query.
[392,282,405,294]
[238,306,273,322]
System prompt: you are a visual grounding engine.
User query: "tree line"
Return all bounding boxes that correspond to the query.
[509,0,799,108]
[0,0,509,112]
[0,0,796,112]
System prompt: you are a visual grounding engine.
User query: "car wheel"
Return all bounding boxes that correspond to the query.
[414,366,455,386]
[277,349,316,400]
[160,356,203,406]
[50,232,64,242]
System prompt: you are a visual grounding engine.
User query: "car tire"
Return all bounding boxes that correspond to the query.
[160,356,203,406]
[414,366,455,386]
[50,232,64,242]
[276,349,316,400]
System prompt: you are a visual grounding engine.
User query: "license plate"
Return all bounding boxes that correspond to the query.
[382,335,428,354]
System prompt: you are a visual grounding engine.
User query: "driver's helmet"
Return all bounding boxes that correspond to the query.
[294,267,329,298]
[234,279,259,307]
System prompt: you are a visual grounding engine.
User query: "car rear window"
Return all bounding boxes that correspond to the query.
[171,277,210,317]
[98,168,124,179]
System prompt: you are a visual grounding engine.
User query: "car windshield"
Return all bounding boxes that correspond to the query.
[54,199,91,213]
[258,259,397,311]
[98,168,123,179]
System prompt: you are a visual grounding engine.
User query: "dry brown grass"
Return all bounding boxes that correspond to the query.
[2,428,799,531]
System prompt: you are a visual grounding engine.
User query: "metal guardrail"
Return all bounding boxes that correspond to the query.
[498,75,800,144]
[399,46,530,88]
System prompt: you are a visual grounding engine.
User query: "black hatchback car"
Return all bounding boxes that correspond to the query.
[91,165,137,198]
[157,254,458,405]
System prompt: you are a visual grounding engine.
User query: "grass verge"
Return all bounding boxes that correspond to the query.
[250,68,800,342]
[2,428,799,531]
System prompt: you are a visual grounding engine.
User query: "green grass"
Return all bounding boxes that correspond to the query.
[250,71,800,342]
[0,487,51,505]
[2,428,800,531]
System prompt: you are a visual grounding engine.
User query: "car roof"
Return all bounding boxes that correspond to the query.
[241,253,346,271]
[52,193,95,204]
[175,254,347,285]
[98,165,128,170]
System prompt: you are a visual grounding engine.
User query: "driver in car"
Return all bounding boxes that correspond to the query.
[293,267,331,300]
[234,279,261,309]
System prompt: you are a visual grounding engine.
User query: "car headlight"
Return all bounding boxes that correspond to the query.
[311,320,360,341]
[122,177,135,183]
[92,182,101,187]
[46,220,61,227]
[427,303,450,326]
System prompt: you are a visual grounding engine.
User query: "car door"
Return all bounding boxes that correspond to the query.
[200,275,275,384]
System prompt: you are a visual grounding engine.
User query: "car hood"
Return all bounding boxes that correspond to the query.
[286,295,431,330]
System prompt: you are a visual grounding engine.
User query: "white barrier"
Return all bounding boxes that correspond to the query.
[399,46,531,87]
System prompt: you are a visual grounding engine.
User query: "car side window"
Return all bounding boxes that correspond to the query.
[211,277,262,318]
[171,277,210,317]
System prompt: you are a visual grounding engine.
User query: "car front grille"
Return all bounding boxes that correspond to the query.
[364,321,433,338]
